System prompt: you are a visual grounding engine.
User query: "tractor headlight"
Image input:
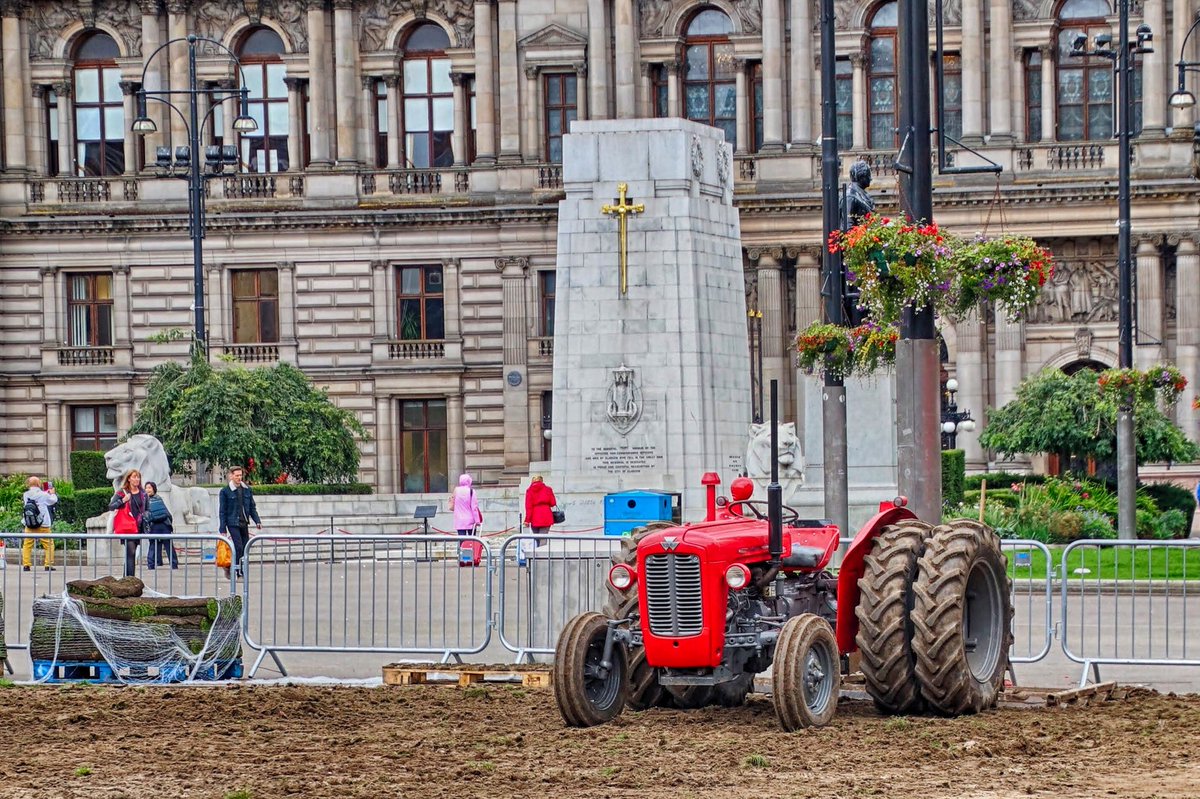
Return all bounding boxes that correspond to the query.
[725,563,751,591]
[609,564,636,590]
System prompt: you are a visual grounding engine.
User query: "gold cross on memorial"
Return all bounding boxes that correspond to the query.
[601,182,645,295]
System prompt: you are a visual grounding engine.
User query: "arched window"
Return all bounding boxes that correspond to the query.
[1056,0,1113,141]
[683,8,736,148]
[867,1,898,150]
[73,31,123,176]
[239,27,288,172]
[402,23,454,168]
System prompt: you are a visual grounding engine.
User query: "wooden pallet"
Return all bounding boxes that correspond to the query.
[999,681,1124,708]
[382,665,553,689]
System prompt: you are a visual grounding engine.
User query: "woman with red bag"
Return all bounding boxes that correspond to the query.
[108,469,147,577]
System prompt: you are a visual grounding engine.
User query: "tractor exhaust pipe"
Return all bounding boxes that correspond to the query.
[767,379,783,564]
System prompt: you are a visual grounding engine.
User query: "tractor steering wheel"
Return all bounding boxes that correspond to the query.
[728,500,800,525]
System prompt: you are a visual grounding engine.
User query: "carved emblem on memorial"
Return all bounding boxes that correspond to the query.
[716,145,731,187]
[606,364,643,435]
[690,135,704,179]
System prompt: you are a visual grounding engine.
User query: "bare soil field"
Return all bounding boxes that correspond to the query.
[0,683,1197,799]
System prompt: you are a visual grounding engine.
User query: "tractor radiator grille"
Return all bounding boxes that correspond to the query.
[644,554,703,637]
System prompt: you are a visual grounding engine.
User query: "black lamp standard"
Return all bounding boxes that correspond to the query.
[1069,18,1153,539]
[131,34,258,351]
[1169,16,1200,111]
[939,378,976,450]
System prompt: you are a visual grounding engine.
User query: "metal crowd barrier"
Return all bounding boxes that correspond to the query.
[1004,540,1055,664]
[241,534,493,677]
[0,532,235,673]
[1060,538,1200,687]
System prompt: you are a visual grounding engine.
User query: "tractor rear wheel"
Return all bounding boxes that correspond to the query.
[602,522,675,711]
[855,521,934,715]
[772,613,839,731]
[911,521,1013,716]
[553,611,628,727]
[666,685,715,709]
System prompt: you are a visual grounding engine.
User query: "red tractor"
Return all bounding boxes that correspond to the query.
[553,421,1012,730]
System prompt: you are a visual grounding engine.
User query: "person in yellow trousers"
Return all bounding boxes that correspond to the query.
[21,476,58,571]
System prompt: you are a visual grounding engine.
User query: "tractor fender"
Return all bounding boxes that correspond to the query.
[834,503,921,654]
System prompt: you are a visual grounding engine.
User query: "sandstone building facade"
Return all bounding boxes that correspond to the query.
[0,0,1197,491]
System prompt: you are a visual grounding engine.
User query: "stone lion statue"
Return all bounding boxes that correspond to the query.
[103,435,214,527]
[745,422,805,503]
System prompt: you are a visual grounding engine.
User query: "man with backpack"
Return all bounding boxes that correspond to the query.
[21,476,57,572]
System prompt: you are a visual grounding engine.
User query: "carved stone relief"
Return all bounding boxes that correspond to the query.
[359,0,474,51]
[734,0,761,34]
[1012,0,1040,21]
[96,0,142,53]
[193,0,242,47]
[29,0,82,59]
[1028,259,1119,324]
[638,0,762,37]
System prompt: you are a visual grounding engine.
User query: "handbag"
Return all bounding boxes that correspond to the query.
[551,507,566,525]
[112,502,139,535]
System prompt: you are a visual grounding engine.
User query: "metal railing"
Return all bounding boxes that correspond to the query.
[222,343,279,363]
[240,534,493,677]
[1004,540,1055,664]
[1060,539,1200,686]
[55,346,116,366]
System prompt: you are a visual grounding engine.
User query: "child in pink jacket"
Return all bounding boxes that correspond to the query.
[450,474,482,535]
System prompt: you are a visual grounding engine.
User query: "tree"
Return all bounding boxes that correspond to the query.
[130,349,367,483]
[979,369,1199,466]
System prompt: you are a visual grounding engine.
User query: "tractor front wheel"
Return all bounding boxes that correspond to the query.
[911,521,1013,716]
[772,613,839,731]
[553,612,629,727]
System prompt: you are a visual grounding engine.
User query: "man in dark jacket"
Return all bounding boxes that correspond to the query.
[218,466,262,578]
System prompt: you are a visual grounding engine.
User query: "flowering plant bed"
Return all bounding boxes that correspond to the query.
[1098,366,1189,406]
[795,321,899,379]
[829,215,1054,323]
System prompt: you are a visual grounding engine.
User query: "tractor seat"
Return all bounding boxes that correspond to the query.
[781,544,827,569]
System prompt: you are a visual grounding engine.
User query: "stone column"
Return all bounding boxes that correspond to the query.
[276,261,297,360]
[40,266,58,345]
[333,0,360,165]
[442,257,462,344]
[473,0,497,163]
[140,0,166,157]
[359,76,376,167]
[371,260,390,341]
[206,263,225,346]
[1135,236,1165,367]
[993,308,1025,413]
[574,61,589,119]
[524,66,541,162]
[54,82,73,175]
[498,256,531,469]
[1173,0,1196,131]
[1174,235,1200,436]
[789,0,813,145]
[46,403,65,480]
[1141,0,1166,135]
[587,0,609,118]
[2,5,28,172]
[959,0,984,142]
[789,245,821,439]
[639,62,653,118]
[450,72,468,166]
[218,78,236,147]
[166,0,189,148]
[447,393,465,485]
[1010,46,1026,140]
[282,77,303,170]
[760,0,784,150]
[384,75,401,168]
[666,60,680,118]
[954,310,986,468]
[120,81,139,174]
[850,52,866,150]
[112,264,132,346]
[1039,45,1055,142]
[613,0,636,118]
[753,247,789,414]
[734,59,749,154]
[306,0,332,167]
[987,0,1014,141]
[29,85,47,175]
[116,403,134,436]
[496,0,521,161]
[374,395,394,492]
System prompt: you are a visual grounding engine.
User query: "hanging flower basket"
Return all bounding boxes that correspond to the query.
[795,320,898,379]
[1097,365,1189,406]
[1193,397,1200,410]
[829,215,1055,324]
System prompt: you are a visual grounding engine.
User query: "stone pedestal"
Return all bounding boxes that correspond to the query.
[549,119,751,525]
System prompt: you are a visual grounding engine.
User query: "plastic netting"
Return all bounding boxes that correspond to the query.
[30,585,242,684]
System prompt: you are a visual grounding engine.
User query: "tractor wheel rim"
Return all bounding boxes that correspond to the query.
[802,638,833,713]
[963,558,1004,681]
[583,631,621,710]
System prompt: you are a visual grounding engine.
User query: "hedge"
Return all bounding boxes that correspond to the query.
[964,488,1020,509]
[963,472,1047,491]
[941,449,965,508]
[198,482,374,496]
[1142,482,1196,536]
[69,450,110,490]
[73,487,114,524]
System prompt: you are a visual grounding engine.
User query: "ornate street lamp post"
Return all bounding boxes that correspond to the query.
[131,34,258,351]
[939,378,976,450]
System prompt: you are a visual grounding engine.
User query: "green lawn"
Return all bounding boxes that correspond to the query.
[1005,543,1200,581]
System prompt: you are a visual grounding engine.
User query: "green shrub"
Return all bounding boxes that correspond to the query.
[73,488,114,524]
[198,482,373,496]
[1048,511,1085,544]
[69,451,109,490]
[1155,509,1189,540]
[1136,508,1158,539]
[1142,482,1196,536]
[1079,509,1117,540]
[964,487,1021,509]
[964,472,1046,492]
[941,450,965,508]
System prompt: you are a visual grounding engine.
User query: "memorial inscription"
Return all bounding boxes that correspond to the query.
[585,445,665,474]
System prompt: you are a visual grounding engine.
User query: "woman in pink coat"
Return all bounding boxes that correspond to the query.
[450,474,482,535]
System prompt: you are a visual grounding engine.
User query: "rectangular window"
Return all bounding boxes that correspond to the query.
[71,405,118,452]
[751,63,764,152]
[652,65,669,118]
[399,398,448,493]
[46,88,60,176]
[539,270,556,336]
[67,273,113,347]
[940,53,963,143]
[396,265,445,340]
[231,268,280,344]
[1025,50,1042,142]
[835,58,853,150]
[375,78,389,168]
[468,77,477,163]
[543,73,578,163]
[541,390,552,461]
